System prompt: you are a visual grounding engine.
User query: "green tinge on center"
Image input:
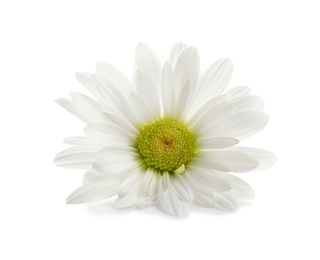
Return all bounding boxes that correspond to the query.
[137,119,194,172]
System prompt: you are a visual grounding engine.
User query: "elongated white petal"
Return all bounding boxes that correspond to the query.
[91,74,139,129]
[134,43,162,91]
[134,70,161,119]
[191,102,234,133]
[192,59,233,113]
[118,167,145,198]
[103,113,137,136]
[93,150,137,173]
[66,185,118,204]
[174,46,200,93]
[82,169,127,187]
[141,169,160,198]
[170,174,193,203]
[84,123,132,146]
[192,192,238,211]
[187,95,227,124]
[194,150,260,173]
[54,146,98,169]
[226,147,277,171]
[211,192,238,211]
[161,62,176,116]
[114,191,142,209]
[202,111,269,141]
[217,172,255,202]
[197,137,239,149]
[229,95,264,112]
[168,42,188,68]
[185,166,231,192]
[96,61,133,93]
[174,80,190,120]
[225,85,251,100]
[158,172,189,217]
[129,93,154,124]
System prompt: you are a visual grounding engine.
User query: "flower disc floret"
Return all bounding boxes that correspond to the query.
[137,119,194,172]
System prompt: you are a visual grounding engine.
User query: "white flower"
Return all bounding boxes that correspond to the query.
[54,43,276,217]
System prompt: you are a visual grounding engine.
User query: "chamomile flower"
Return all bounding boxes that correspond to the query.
[54,43,276,217]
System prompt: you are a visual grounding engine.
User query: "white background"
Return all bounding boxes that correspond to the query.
[1,0,319,259]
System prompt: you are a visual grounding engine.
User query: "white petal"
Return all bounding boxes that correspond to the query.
[161,62,176,117]
[129,93,154,124]
[54,146,98,169]
[211,192,238,211]
[91,74,139,129]
[217,172,255,202]
[229,95,264,112]
[226,147,277,171]
[174,80,190,120]
[82,169,126,188]
[133,70,161,119]
[96,61,133,93]
[114,191,142,209]
[76,73,114,109]
[170,174,193,203]
[185,166,231,192]
[187,95,227,124]
[191,102,234,134]
[193,150,260,173]
[225,85,251,100]
[192,191,238,211]
[118,167,145,198]
[192,59,233,113]
[84,123,132,146]
[174,46,200,93]
[197,137,239,149]
[103,112,137,136]
[66,185,118,204]
[168,42,188,68]
[93,150,137,173]
[141,169,160,198]
[158,172,189,217]
[202,111,269,141]
[134,43,162,91]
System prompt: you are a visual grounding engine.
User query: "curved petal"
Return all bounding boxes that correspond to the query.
[192,191,238,211]
[191,102,234,134]
[193,150,260,173]
[117,167,145,198]
[185,166,231,192]
[133,70,161,119]
[93,150,137,173]
[158,172,190,217]
[84,123,133,146]
[224,85,251,100]
[134,43,162,91]
[82,169,128,188]
[168,42,188,68]
[229,95,264,113]
[161,62,176,117]
[54,146,99,169]
[66,185,118,204]
[174,46,200,93]
[201,111,269,141]
[96,61,134,93]
[225,147,277,171]
[170,174,193,203]
[197,137,239,149]
[217,172,255,202]
[191,59,233,113]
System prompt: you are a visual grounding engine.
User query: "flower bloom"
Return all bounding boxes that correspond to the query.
[54,43,276,217]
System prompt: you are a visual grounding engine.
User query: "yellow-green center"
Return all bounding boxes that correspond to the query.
[137,119,194,172]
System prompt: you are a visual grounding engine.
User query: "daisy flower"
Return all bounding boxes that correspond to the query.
[54,43,276,217]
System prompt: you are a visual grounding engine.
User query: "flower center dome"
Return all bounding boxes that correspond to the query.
[137,119,194,172]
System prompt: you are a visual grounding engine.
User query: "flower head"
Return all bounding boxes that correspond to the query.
[54,43,276,217]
